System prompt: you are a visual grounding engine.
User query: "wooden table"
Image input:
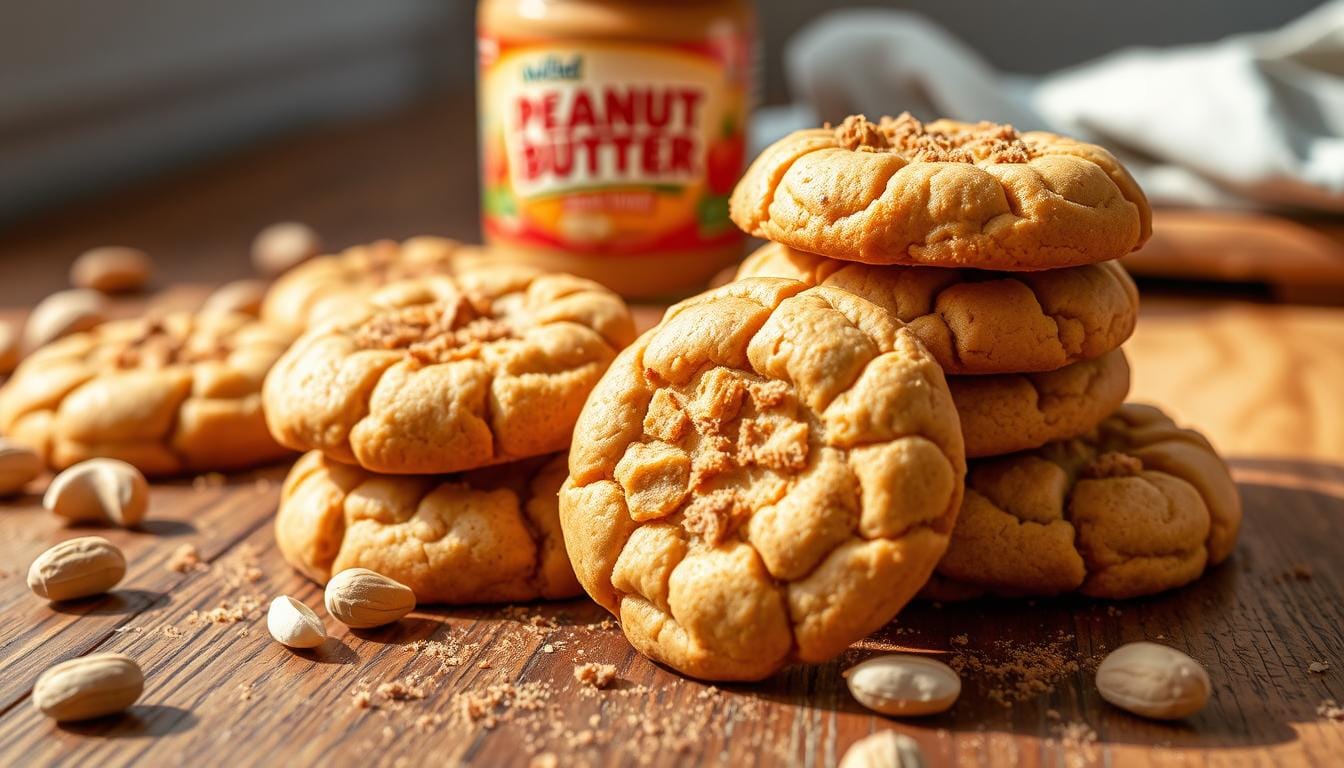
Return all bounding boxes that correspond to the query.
[1,102,1342,767]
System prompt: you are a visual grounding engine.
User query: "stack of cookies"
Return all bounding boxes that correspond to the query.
[555,115,1242,681]
[726,113,1241,603]
[260,259,637,604]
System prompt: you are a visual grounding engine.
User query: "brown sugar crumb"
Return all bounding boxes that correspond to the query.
[187,594,263,625]
[377,676,429,702]
[689,436,735,490]
[407,637,476,671]
[1082,451,1143,479]
[354,298,514,366]
[574,662,618,689]
[950,634,1082,707]
[682,489,750,544]
[167,543,207,573]
[833,113,1034,164]
[455,681,553,730]
[1309,661,1331,674]
[834,114,891,151]
[736,418,809,472]
[112,318,234,370]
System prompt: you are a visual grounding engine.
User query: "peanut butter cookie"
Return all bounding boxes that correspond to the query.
[925,404,1240,600]
[736,242,1138,374]
[731,114,1151,270]
[261,237,496,334]
[263,267,636,474]
[0,312,292,476]
[276,450,580,603]
[951,348,1130,458]
[559,278,966,681]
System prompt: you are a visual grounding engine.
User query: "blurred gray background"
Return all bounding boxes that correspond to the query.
[0,0,1325,221]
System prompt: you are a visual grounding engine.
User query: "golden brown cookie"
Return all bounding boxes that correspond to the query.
[736,242,1138,374]
[559,278,966,681]
[950,348,1130,458]
[263,267,636,475]
[276,450,580,603]
[0,312,292,476]
[926,404,1240,600]
[261,237,497,334]
[730,114,1151,270]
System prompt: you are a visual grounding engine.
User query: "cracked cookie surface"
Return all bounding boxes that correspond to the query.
[276,450,579,603]
[925,404,1241,600]
[262,266,635,474]
[559,278,965,681]
[730,114,1151,270]
[261,237,498,334]
[0,312,293,475]
[735,242,1138,374]
[950,348,1130,458]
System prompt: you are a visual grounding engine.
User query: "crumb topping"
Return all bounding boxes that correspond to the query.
[832,113,1034,163]
[623,367,813,545]
[111,318,234,368]
[354,295,516,365]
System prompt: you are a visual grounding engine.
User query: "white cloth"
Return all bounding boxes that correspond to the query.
[776,3,1344,212]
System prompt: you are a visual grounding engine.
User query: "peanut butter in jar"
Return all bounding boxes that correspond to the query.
[477,0,755,298]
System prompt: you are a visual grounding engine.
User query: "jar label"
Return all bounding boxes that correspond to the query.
[479,34,748,255]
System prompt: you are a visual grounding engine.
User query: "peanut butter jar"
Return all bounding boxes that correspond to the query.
[477,0,755,298]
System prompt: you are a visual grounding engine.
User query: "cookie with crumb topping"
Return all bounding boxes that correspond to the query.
[0,311,293,475]
[262,266,636,474]
[261,236,499,334]
[924,404,1240,599]
[730,114,1151,270]
[276,450,580,603]
[949,348,1130,458]
[559,277,966,681]
[735,242,1138,374]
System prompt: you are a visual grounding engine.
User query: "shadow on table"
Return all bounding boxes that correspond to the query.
[47,588,169,617]
[57,705,197,739]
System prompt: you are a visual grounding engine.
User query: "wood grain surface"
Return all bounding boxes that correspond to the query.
[0,100,1342,767]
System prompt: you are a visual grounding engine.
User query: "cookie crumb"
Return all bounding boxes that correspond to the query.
[574,663,618,689]
[167,543,207,573]
[377,676,428,702]
[1309,661,1331,674]
[682,488,750,544]
[188,594,263,625]
[529,753,559,768]
[1317,699,1344,721]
